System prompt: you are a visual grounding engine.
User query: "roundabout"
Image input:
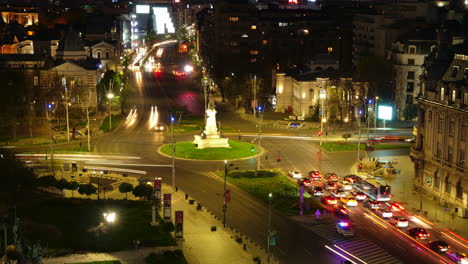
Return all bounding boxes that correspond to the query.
[159,140,259,160]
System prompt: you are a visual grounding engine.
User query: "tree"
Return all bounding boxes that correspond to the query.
[35,175,58,188]
[132,184,153,200]
[342,133,352,143]
[56,178,69,189]
[66,181,80,197]
[78,183,97,197]
[118,182,134,199]
[404,104,418,120]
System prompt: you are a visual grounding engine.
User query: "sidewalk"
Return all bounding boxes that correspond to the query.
[165,184,277,264]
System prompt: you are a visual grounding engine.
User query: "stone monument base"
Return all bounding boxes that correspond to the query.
[193,135,230,149]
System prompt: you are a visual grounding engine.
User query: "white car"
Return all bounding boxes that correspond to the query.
[336,222,354,237]
[340,181,353,191]
[377,209,393,218]
[389,216,408,228]
[288,170,302,179]
[331,189,347,198]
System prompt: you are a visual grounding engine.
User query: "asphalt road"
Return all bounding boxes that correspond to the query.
[66,43,462,264]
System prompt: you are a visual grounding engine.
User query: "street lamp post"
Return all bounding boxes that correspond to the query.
[223,160,237,228]
[64,86,70,142]
[45,102,55,176]
[256,106,263,174]
[107,92,114,131]
[319,90,326,146]
[171,115,176,191]
[374,96,379,137]
[267,192,273,264]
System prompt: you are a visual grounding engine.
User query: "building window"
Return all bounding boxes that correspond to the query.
[451,66,459,78]
[262,40,268,45]
[407,82,414,92]
[408,59,415,65]
[33,76,38,86]
[451,89,457,102]
[438,117,444,132]
[448,145,453,162]
[430,45,436,52]
[279,22,288,27]
[464,92,468,105]
[106,51,109,59]
[250,50,258,55]
[445,176,451,194]
[309,89,314,99]
[241,34,248,38]
[97,52,101,59]
[449,120,455,136]
[407,71,415,80]
[440,87,445,101]
[230,42,239,46]
[251,25,257,30]
[464,68,468,80]
[328,47,333,53]
[408,46,416,54]
[428,110,432,123]
[434,171,440,188]
[456,181,463,199]
[460,149,465,167]
[436,142,442,157]
[229,17,239,22]
[406,95,413,104]
[461,123,467,141]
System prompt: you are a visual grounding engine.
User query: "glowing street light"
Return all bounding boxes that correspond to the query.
[107,92,114,130]
[103,212,116,223]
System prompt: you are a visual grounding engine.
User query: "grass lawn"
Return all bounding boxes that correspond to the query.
[145,250,188,264]
[16,198,176,256]
[100,114,124,133]
[217,170,322,215]
[320,142,411,152]
[160,140,258,160]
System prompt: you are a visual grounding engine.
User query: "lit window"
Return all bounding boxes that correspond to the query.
[229,17,238,22]
[33,76,38,86]
[451,89,456,102]
[327,47,333,53]
[241,34,248,38]
[262,40,268,45]
[250,58,257,62]
[279,22,288,27]
[251,25,257,30]
[302,29,309,35]
[440,87,445,101]
[250,50,258,55]
[27,31,34,36]
[230,42,239,46]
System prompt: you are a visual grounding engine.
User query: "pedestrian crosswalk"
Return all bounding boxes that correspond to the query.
[304,223,401,264]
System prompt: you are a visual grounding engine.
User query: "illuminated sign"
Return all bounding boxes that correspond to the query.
[378,105,393,120]
[136,5,150,14]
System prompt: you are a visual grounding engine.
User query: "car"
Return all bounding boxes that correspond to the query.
[331,189,347,198]
[308,171,322,180]
[364,200,381,210]
[389,216,409,228]
[321,195,338,205]
[446,251,468,264]
[297,178,312,187]
[152,123,167,132]
[336,222,354,237]
[288,170,302,179]
[311,186,324,196]
[288,122,302,128]
[344,175,358,183]
[385,201,405,211]
[325,173,339,182]
[353,191,367,201]
[340,181,353,191]
[408,227,429,239]
[376,209,393,218]
[427,240,450,253]
[405,138,415,143]
[341,196,358,206]
[325,182,338,191]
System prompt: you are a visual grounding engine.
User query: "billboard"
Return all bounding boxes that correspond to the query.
[378,105,393,120]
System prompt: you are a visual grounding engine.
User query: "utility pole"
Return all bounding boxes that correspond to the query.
[171,114,176,191]
[203,78,208,120]
[374,96,379,137]
[357,119,362,172]
[223,160,228,228]
[319,90,326,146]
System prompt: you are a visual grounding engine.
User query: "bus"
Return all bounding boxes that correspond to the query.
[349,175,392,201]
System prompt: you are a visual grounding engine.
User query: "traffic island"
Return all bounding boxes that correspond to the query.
[159,140,259,160]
